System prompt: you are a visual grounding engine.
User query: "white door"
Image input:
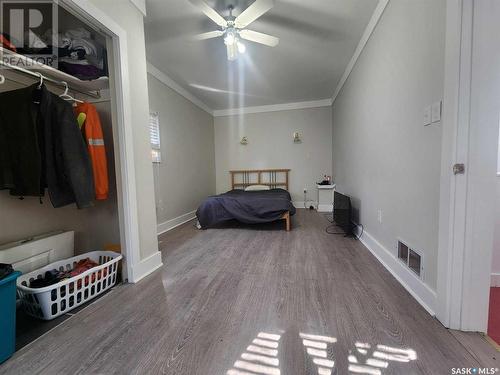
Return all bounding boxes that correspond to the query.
[437,0,500,331]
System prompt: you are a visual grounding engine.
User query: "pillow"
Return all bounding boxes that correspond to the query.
[244,184,270,191]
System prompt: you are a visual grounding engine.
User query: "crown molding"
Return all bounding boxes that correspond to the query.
[146,63,332,117]
[331,0,389,105]
[213,98,333,117]
[129,0,147,16]
[147,62,213,115]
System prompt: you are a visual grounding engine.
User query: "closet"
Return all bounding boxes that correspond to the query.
[0,2,122,350]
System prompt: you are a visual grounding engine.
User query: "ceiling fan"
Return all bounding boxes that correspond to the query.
[189,0,279,61]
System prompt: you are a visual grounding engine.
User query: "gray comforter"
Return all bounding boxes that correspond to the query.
[196,189,296,229]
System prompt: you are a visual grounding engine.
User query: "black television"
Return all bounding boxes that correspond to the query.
[333,191,352,235]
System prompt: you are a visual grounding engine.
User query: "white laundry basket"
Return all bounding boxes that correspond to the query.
[16,251,122,320]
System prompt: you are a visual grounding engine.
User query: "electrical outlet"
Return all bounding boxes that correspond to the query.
[377,209,383,223]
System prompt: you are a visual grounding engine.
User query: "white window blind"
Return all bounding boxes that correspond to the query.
[149,111,161,163]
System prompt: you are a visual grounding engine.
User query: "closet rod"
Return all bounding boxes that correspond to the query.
[0,60,101,99]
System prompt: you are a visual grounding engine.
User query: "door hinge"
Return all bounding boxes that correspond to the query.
[453,163,465,175]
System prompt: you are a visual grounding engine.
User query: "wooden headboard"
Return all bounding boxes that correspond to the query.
[230,169,290,191]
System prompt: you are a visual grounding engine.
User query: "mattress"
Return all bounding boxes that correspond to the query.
[196,189,296,229]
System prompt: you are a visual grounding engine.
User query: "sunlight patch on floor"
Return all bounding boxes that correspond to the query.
[226,332,417,375]
[301,333,337,375]
[227,331,282,375]
[246,344,278,357]
[252,338,279,349]
[299,333,338,343]
[348,342,417,374]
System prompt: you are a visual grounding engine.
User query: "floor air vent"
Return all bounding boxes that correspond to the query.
[397,240,423,278]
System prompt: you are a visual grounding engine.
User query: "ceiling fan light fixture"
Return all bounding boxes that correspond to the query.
[226,43,238,61]
[237,41,246,54]
[224,30,236,46]
[189,0,279,61]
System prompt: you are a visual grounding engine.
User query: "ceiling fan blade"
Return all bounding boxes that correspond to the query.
[192,30,224,41]
[188,0,227,27]
[235,0,274,28]
[239,29,279,47]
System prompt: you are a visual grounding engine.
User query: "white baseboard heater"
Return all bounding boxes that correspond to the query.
[0,231,75,274]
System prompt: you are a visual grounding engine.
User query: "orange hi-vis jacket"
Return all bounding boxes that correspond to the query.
[74,102,109,200]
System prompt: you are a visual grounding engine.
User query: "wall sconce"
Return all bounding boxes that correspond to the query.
[293,131,302,143]
[240,136,248,145]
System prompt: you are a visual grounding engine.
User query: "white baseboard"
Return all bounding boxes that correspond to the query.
[491,273,500,287]
[317,204,333,212]
[157,210,197,235]
[130,251,163,283]
[358,229,437,316]
[293,201,318,209]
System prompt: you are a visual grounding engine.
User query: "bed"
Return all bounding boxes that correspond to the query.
[196,169,296,231]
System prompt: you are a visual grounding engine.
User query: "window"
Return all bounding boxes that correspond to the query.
[149,111,161,163]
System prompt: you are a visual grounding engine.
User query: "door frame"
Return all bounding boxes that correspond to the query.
[436,0,496,332]
[61,0,142,282]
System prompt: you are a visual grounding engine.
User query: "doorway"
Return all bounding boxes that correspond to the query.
[61,0,143,282]
[0,0,144,351]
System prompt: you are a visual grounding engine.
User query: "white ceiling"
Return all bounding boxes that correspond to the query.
[144,0,379,110]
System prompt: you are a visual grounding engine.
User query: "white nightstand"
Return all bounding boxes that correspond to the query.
[317,184,336,212]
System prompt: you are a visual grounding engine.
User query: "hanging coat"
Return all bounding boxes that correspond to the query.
[74,102,109,200]
[0,84,95,208]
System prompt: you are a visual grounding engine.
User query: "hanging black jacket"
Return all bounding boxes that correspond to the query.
[0,84,94,208]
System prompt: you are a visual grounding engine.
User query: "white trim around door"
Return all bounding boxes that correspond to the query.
[63,0,144,283]
[436,0,473,331]
[436,0,499,332]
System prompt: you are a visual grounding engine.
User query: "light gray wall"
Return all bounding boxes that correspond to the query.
[332,0,445,290]
[90,0,159,260]
[147,74,215,226]
[214,107,332,203]
[0,75,120,253]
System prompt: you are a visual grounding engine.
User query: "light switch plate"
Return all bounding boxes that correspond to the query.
[424,105,432,126]
[431,101,442,123]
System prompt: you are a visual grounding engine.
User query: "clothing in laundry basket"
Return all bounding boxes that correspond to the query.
[29,258,101,289]
[70,258,100,278]
[29,270,66,288]
[71,258,106,289]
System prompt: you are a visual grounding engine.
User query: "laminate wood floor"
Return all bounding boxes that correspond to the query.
[1,210,498,375]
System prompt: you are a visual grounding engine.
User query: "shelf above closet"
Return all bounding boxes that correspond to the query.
[0,47,109,95]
